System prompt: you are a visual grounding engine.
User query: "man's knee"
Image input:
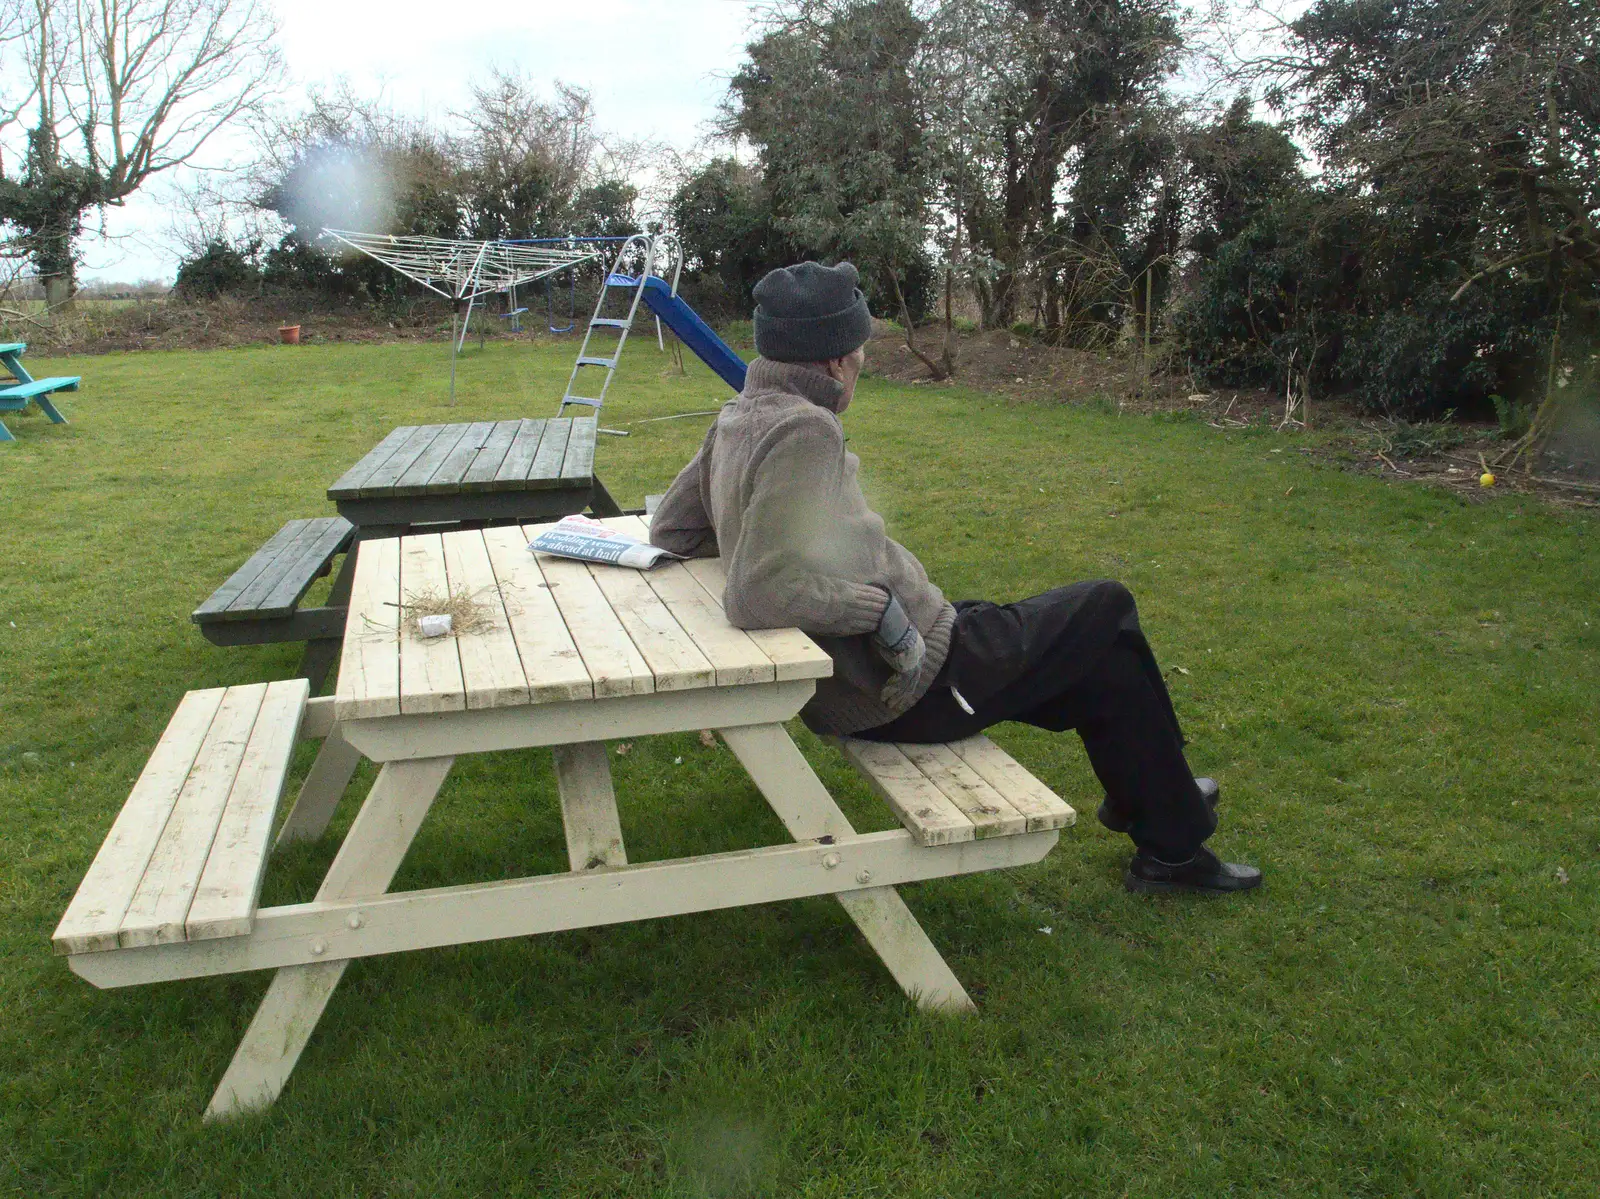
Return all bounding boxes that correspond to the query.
[1084,579,1138,628]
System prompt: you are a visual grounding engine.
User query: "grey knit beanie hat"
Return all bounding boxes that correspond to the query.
[752,260,873,362]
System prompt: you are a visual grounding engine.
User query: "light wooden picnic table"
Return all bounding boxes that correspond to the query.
[63,517,1067,1119]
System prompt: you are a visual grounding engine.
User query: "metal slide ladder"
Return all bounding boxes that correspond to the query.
[557,234,683,425]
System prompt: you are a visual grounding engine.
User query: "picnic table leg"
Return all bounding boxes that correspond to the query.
[275,724,364,847]
[553,742,627,870]
[0,419,13,443]
[32,393,68,424]
[588,477,624,518]
[295,639,342,694]
[205,754,454,1120]
[718,724,975,1014]
[290,539,357,692]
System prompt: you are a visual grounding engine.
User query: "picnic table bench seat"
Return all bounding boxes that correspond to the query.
[53,680,311,955]
[193,517,355,691]
[837,735,1075,845]
[0,375,81,402]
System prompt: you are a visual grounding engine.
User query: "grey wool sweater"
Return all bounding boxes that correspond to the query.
[650,357,955,735]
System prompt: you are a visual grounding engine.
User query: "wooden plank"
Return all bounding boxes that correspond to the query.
[678,557,833,683]
[722,720,979,1012]
[231,517,352,619]
[424,420,497,495]
[559,416,597,483]
[835,738,974,847]
[397,534,467,714]
[598,519,831,684]
[586,563,715,691]
[205,755,454,1120]
[896,742,1028,838]
[353,425,446,497]
[641,561,774,686]
[553,742,627,870]
[334,536,403,721]
[342,678,814,762]
[224,520,324,616]
[526,417,572,487]
[459,420,522,490]
[480,526,593,702]
[193,522,305,620]
[440,530,530,710]
[327,426,415,497]
[120,684,270,947]
[489,419,548,490]
[186,680,310,940]
[393,424,472,496]
[946,736,1076,831]
[535,551,654,698]
[0,375,78,398]
[52,689,228,954]
[274,724,361,846]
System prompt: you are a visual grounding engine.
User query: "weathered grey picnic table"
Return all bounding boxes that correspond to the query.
[327,416,622,535]
[193,416,622,690]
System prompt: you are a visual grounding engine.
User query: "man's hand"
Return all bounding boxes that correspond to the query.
[873,592,926,705]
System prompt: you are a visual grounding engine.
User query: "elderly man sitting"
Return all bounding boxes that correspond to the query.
[650,260,1260,895]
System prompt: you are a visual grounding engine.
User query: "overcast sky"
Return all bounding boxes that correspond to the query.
[81,0,764,282]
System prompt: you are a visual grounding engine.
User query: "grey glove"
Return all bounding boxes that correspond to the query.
[873,592,926,704]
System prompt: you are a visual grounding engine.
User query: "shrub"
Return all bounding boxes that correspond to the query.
[1175,191,1563,420]
[174,240,262,299]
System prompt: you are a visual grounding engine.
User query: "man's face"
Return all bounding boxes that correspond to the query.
[826,346,867,413]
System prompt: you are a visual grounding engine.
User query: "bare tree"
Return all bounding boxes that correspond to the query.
[455,71,654,240]
[0,0,282,308]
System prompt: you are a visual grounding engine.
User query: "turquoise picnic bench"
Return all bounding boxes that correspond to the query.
[0,342,79,442]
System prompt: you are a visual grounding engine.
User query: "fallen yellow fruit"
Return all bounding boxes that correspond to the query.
[1479,472,1496,487]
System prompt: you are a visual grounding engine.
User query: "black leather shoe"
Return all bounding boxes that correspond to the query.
[1097,777,1219,834]
[1124,846,1262,895]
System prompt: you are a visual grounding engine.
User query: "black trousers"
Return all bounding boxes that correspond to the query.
[855,581,1216,860]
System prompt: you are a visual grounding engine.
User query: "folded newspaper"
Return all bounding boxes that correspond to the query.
[527,515,683,569]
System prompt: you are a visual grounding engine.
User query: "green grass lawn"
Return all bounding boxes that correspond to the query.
[1,338,1596,1197]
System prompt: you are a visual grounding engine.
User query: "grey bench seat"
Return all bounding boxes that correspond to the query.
[193,517,355,690]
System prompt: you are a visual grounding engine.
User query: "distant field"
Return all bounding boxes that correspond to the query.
[3,296,166,311]
[1,338,1596,1197]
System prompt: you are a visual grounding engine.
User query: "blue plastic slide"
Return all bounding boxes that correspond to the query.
[639,276,748,392]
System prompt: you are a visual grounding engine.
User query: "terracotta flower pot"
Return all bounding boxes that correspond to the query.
[278,325,301,345]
